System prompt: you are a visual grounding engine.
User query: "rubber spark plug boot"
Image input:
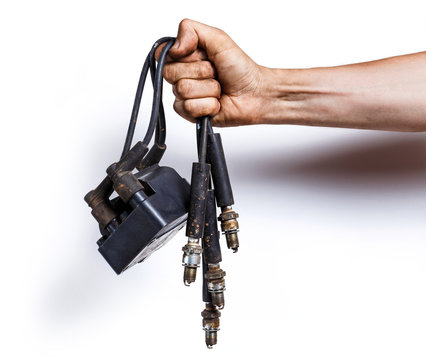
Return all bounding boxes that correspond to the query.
[182,162,210,285]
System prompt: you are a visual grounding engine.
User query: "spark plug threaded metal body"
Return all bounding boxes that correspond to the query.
[182,238,203,285]
[205,264,226,309]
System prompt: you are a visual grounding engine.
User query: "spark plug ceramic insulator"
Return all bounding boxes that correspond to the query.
[207,133,240,252]
[182,162,210,285]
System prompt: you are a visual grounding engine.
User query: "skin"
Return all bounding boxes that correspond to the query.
[156,19,426,131]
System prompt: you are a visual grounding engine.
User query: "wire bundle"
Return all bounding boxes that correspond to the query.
[121,37,175,161]
[85,37,240,348]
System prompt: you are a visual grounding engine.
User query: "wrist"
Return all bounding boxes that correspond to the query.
[257,66,343,126]
[258,67,300,125]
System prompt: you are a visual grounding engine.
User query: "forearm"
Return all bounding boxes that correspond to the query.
[261,52,426,131]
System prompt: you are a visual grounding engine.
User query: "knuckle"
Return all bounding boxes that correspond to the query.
[170,66,180,83]
[218,28,231,43]
[216,28,226,37]
[172,84,178,98]
[163,64,174,82]
[198,61,214,78]
[176,79,191,97]
[183,98,219,117]
[173,100,179,112]
[183,99,196,115]
[173,100,185,118]
[213,99,221,114]
[203,99,217,115]
[179,18,191,28]
[212,80,221,96]
[207,99,219,115]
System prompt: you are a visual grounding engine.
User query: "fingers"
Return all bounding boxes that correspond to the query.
[173,79,221,100]
[151,19,238,125]
[155,43,207,63]
[163,61,215,84]
[173,98,220,122]
[169,19,236,60]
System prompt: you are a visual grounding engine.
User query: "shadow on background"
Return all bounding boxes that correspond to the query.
[233,133,426,189]
[41,132,426,329]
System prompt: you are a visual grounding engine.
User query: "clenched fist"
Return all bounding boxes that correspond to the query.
[156,19,269,127]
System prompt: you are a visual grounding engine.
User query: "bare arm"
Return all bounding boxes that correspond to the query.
[158,19,426,132]
[263,52,426,131]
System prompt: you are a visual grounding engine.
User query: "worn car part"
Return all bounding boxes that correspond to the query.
[84,36,240,348]
[207,124,240,252]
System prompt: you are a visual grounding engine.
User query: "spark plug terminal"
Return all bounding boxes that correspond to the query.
[182,237,203,286]
[218,207,239,252]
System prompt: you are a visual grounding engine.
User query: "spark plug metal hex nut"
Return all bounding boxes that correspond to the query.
[205,267,226,309]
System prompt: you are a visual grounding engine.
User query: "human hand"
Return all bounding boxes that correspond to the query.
[156,19,270,127]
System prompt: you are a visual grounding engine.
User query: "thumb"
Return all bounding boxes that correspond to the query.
[169,19,236,60]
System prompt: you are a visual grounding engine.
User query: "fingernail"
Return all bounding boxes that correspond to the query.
[172,39,180,50]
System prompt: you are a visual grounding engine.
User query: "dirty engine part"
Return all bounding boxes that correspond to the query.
[84,36,240,348]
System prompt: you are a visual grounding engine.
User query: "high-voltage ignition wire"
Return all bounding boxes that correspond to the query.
[85,38,174,234]
[195,115,227,347]
[122,37,174,156]
[85,36,239,349]
[206,120,240,252]
[201,187,226,348]
[182,116,210,285]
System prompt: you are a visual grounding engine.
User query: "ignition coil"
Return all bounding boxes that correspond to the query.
[84,36,240,347]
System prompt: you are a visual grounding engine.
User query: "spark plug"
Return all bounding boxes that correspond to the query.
[218,206,239,252]
[201,303,221,349]
[206,264,226,309]
[207,132,240,252]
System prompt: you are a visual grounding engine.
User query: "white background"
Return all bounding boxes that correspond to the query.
[1,0,425,359]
